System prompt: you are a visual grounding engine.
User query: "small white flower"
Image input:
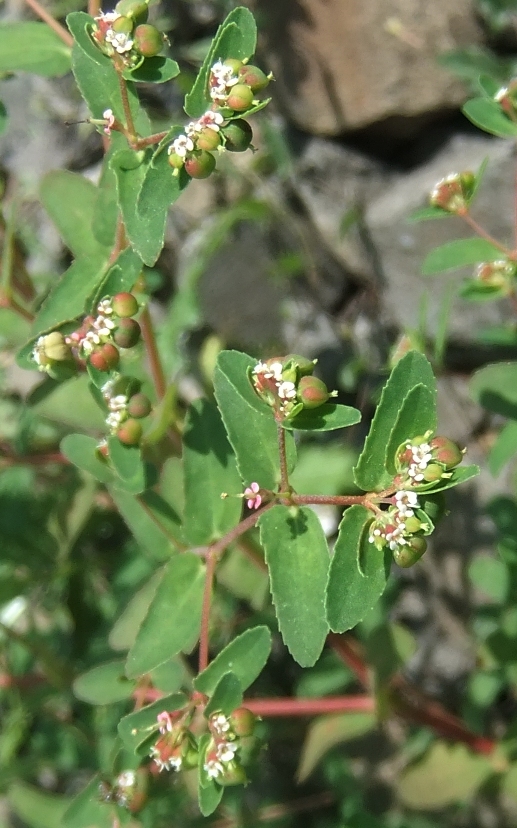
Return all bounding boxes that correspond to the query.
[495,86,509,102]
[211,713,231,735]
[204,759,224,779]
[216,741,237,762]
[277,381,297,400]
[97,299,113,315]
[170,134,194,158]
[95,11,120,23]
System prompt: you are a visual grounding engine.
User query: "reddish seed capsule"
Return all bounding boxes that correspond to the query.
[195,127,221,152]
[112,292,139,318]
[117,418,143,446]
[184,150,216,180]
[238,64,269,91]
[226,84,254,111]
[133,24,163,57]
[222,119,253,152]
[297,375,330,408]
[114,318,141,349]
[90,343,120,372]
[430,436,463,469]
[127,393,152,419]
[229,707,257,737]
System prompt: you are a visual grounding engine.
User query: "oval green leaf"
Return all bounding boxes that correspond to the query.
[194,625,272,695]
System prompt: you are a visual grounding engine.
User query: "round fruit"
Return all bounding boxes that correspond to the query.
[114,318,141,349]
[168,152,184,171]
[133,24,163,57]
[114,0,148,23]
[393,537,427,568]
[229,707,257,737]
[430,436,463,469]
[226,84,254,111]
[297,375,330,408]
[196,127,221,152]
[222,119,252,152]
[112,15,133,33]
[238,64,269,91]
[223,58,243,74]
[112,292,139,318]
[117,418,143,446]
[184,150,216,180]
[127,393,152,419]
[90,343,120,372]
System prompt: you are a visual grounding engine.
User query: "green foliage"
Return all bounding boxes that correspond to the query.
[0,22,71,76]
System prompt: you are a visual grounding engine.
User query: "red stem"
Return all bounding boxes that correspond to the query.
[198,550,218,674]
[276,422,290,493]
[461,213,513,257]
[139,306,167,400]
[244,695,375,717]
[327,633,370,689]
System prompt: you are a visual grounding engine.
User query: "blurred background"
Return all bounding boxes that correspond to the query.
[3,0,517,826]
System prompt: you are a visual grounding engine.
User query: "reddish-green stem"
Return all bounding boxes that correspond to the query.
[461,212,514,257]
[139,306,167,400]
[211,501,275,558]
[22,0,73,46]
[4,296,34,322]
[87,0,101,19]
[115,67,138,143]
[327,633,370,688]
[276,422,290,493]
[244,695,375,717]
[198,549,218,673]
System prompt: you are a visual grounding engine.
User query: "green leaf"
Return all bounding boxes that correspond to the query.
[459,280,507,302]
[259,505,329,667]
[397,742,492,809]
[0,22,71,76]
[185,7,257,118]
[73,659,136,704]
[111,147,186,266]
[385,385,437,475]
[88,247,142,312]
[61,434,115,485]
[282,403,361,432]
[470,361,517,418]
[489,421,517,475]
[32,256,106,335]
[40,170,110,260]
[125,553,205,678]
[468,556,509,604]
[296,713,376,782]
[198,740,224,816]
[214,350,296,490]
[109,488,183,559]
[107,436,147,494]
[413,464,479,494]
[463,97,517,137]
[354,351,436,492]
[118,693,187,753]
[194,626,271,695]
[62,777,114,828]
[8,783,70,828]
[326,505,390,633]
[122,56,180,83]
[407,206,449,222]
[204,672,243,718]
[422,238,504,275]
[109,570,163,651]
[183,399,242,545]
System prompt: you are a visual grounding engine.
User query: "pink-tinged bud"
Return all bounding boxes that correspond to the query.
[112,15,133,33]
[422,463,444,483]
[112,292,139,318]
[475,260,514,291]
[114,318,141,349]
[222,119,253,152]
[218,760,248,787]
[229,707,257,737]
[238,64,269,91]
[133,24,163,57]
[429,172,474,215]
[96,441,109,461]
[90,343,120,372]
[127,392,152,419]
[393,536,427,568]
[115,0,148,22]
[430,436,463,469]
[196,127,221,152]
[297,375,330,408]
[184,150,216,179]
[226,84,254,112]
[396,445,413,468]
[117,418,143,446]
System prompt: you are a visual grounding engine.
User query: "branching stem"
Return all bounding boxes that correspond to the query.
[139,306,167,400]
[462,212,514,257]
[198,549,218,674]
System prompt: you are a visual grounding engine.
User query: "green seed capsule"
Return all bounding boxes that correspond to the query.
[238,64,269,91]
[112,292,139,318]
[297,375,330,408]
[133,24,163,57]
[127,393,152,419]
[184,150,216,179]
[112,15,133,34]
[114,318,141,349]
[117,418,143,446]
[226,84,254,112]
[393,537,427,568]
[195,127,221,152]
[222,119,253,152]
[114,0,148,23]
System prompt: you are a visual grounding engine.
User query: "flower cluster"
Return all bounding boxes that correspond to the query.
[470,259,516,296]
[250,354,336,420]
[495,80,517,119]
[64,292,141,373]
[99,375,152,446]
[148,706,256,787]
[429,171,475,215]
[92,2,165,65]
[395,433,464,490]
[369,490,429,567]
[167,57,270,180]
[98,769,148,813]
